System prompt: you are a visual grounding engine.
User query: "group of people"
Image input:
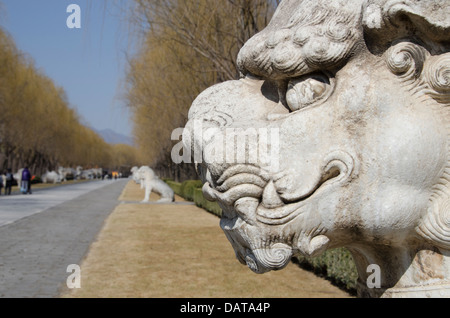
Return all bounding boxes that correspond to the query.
[0,167,32,196]
[0,168,14,195]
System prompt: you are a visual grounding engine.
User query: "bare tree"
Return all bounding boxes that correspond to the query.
[125,0,278,179]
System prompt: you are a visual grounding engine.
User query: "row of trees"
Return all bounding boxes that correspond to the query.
[0,1,279,179]
[0,27,140,176]
[124,0,279,181]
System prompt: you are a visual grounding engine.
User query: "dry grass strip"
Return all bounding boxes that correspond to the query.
[61,181,352,298]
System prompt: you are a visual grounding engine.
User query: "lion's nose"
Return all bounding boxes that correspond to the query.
[262,180,284,209]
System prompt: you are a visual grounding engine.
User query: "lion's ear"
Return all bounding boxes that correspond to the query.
[362,0,450,54]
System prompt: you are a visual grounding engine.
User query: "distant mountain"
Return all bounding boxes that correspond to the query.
[96,129,134,146]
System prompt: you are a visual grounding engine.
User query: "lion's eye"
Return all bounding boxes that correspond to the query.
[285,73,332,112]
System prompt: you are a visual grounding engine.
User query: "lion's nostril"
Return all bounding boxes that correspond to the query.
[319,165,341,186]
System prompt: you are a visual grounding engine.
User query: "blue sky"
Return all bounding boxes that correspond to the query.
[0,0,134,138]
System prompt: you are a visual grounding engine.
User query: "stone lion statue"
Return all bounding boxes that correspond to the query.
[41,171,62,184]
[137,166,175,203]
[130,166,141,184]
[183,0,450,297]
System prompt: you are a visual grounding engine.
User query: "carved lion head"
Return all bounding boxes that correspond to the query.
[183,0,450,292]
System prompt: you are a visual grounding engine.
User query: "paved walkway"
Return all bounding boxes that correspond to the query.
[0,179,128,298]
[0,180,123,227]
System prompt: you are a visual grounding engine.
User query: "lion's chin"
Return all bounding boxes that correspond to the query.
[219,201,332,274]
[219,215,294,274]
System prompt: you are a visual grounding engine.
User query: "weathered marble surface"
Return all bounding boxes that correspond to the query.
[183,0,450,297]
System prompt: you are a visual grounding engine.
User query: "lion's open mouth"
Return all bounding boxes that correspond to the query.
[202,161,343,226]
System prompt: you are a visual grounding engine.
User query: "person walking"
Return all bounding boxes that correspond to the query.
[21,167,32,194]
[4,168,13,195]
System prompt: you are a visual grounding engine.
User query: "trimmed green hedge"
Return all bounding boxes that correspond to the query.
[165,179,357,295]
[180,180,204,201]
[166,179,222,216]
[193,188,222,217]
[166,180,182,196]
[293,248,358,294]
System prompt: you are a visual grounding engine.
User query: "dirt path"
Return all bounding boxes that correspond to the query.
[62,181,352,298]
